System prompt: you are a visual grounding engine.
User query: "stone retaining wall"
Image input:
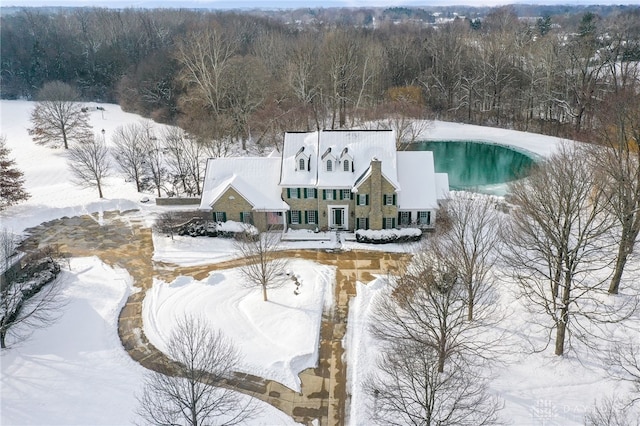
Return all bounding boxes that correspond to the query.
[155,197,201,206]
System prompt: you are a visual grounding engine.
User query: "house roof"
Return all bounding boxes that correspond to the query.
[199,157,289,211]
[435,173,450,200]
[396,151,441,210]
[280,130,400,189]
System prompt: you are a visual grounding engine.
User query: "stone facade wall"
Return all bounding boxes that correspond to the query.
[354,160,398,230]
[211,188,253,223]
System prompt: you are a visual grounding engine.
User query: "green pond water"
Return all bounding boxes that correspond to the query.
[410,140,537,195]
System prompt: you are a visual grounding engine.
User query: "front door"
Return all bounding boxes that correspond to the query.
[331,207,346,229]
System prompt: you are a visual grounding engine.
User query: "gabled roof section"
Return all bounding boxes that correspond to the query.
[396,151,441,210]
[352,159,400,193]
[318,130,398,189]
[280,129,399,189]
[200,157,289,211]
[280,132,319,187]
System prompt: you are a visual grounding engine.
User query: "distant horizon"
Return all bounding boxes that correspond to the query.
[4,0,640,10]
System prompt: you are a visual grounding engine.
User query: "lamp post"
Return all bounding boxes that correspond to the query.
[101,128,105,143]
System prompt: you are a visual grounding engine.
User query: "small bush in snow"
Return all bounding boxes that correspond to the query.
[355,228,422,244]
[172,219,258,239]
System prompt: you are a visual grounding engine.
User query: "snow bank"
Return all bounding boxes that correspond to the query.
[143,259,335,391]
[345,277,387,425]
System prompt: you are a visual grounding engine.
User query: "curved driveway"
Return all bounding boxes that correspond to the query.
[19,211,409,426]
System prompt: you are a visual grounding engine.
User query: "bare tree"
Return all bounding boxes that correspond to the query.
[585,395,638,426]
[162,127,206,196]
[154,211,181,241]
[0,135,30,210]
[28,81,93,149]
[364,89,432,149]
[137,315,255,425]
[589,67,640,294]
[371,241,496,374]
[503,142,622,356]
[607,340,640,406]
[175,25,237,115]
[437,194,501,321]
[1,229,62,349]
[67,134,112,198]
[111,123,148,193]
[140,123,166,198]
[366,340,502,426]
[234,230,287,302]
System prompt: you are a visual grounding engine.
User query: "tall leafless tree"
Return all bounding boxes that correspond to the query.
[137,315,255,425]
[503,142,622,356]
[162,127,206,197]
[28,81,93,149]
[437,194,501,321]
[175,25,237,115]
[141,122,166,198]
[372,241,497,374]
[67,133,111,198]
[366,340,502,426]
[111,123,148,193]
[234,230,287,302]
[1,229,62,349]
[588,38,640,294]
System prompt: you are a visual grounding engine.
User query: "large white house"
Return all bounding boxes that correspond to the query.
[199,129,449,232]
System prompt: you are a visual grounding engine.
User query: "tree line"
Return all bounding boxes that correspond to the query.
[2,5,639,146]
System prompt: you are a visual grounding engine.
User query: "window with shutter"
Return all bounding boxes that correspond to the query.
[325,190,334,201]
[290,210,300,224]
[307,210,317,225]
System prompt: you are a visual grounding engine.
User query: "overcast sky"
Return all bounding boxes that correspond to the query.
[4,0,640,9]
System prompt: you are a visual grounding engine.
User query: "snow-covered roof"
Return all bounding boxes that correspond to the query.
[280,130,399,189]
[396,151,441,210]
[435,173,450,200]
[199,157,289,212]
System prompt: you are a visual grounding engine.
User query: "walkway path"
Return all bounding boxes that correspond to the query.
[19,211,410,426]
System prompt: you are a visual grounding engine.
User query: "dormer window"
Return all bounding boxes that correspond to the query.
[299,158,305,171]
[327,159,333,172]
[343,159,350,171]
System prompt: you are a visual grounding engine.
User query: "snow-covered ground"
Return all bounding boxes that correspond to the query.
[143,259,335,391]
[0,257,296,425]
[426,120,565,158]
[5,98,635,425]
[345,273,640,425]
[1,257,143,425]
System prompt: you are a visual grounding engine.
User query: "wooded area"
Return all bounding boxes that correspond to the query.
[2,5,639,145]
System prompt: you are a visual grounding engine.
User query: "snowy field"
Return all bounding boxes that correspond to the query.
[4,98,633,425]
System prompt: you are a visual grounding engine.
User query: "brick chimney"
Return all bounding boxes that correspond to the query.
[369,158,383,230]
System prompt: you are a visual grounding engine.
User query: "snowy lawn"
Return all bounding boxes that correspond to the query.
[1,257,144,425]
[0,257,298,425]
[346,268,640,426]
[152,232,240,266]
[143,259,335,391]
